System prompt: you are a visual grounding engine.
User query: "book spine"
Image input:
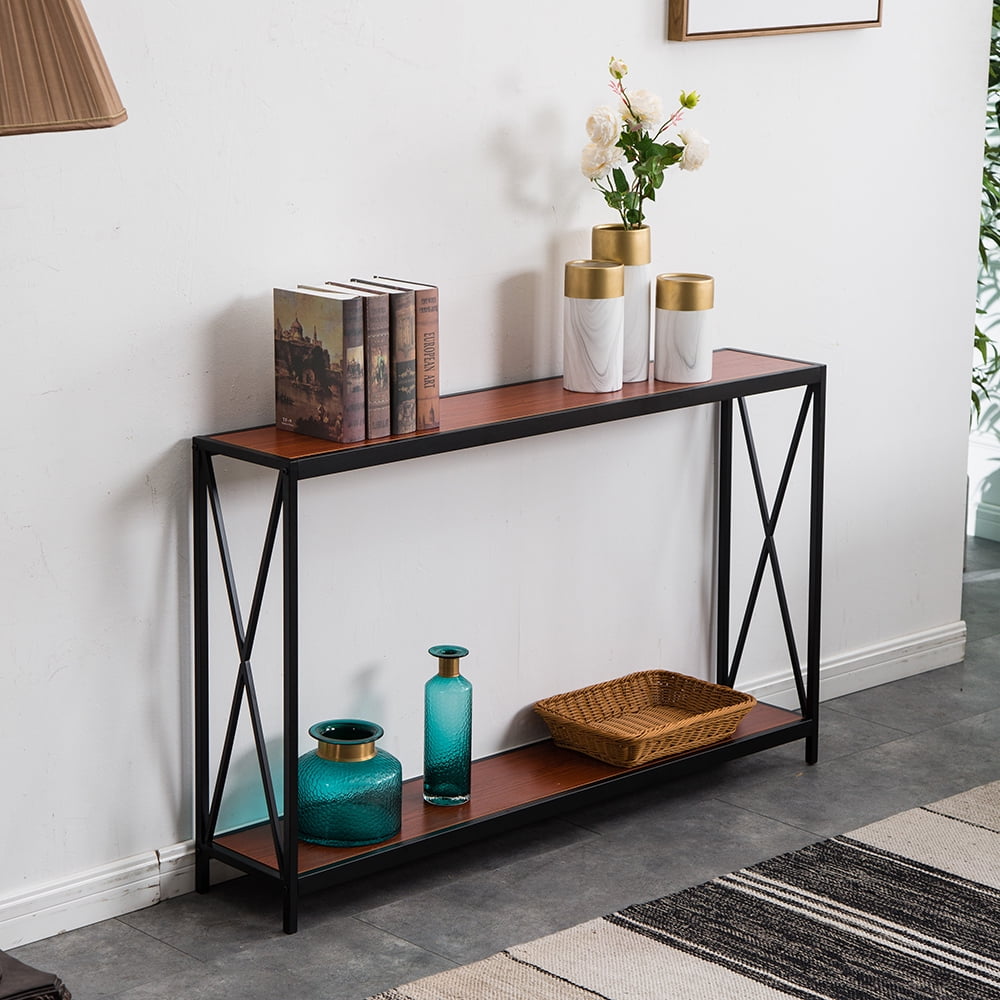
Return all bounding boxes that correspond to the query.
[388,292,417,434]
[364,295,392,439]
[341,297,366,443]
[413,286,440,430]
[274,292,295,435]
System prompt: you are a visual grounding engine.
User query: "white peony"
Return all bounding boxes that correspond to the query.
[678,129,710,171]
[622,89,663,132]
[581,141,625,181]
[586,105,622,147]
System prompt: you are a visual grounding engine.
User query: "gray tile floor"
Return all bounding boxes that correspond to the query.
[12,536,1000,999]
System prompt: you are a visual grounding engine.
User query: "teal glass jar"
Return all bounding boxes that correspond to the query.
[297,719,402,846]
[423,644,472,806]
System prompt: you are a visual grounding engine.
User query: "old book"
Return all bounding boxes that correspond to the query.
[348,279,416,435]
[371,277,440,430]
[273,286,365,443]
[301,283,391,440]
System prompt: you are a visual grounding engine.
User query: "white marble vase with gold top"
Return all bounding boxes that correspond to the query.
[653,273,715,384]
[592,224,651,383]
[563,260,625,393]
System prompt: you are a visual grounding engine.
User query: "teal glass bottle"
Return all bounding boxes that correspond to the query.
[423,644,472,806]
[297,719,402,846]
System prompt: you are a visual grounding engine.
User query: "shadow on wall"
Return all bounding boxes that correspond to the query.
[502,701,550,750]
[109,439,197,841]
[977,395,1000,441]
[489,105,589,384]
[217,736,284,834]
[491,225,590,386]
[495,272,542,383]
[81,297,275,850]
[203,292,276,434]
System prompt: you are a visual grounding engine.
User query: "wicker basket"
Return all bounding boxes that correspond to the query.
[533,670,757,768]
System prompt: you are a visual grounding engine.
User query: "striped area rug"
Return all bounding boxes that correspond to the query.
[368,780,1000,999]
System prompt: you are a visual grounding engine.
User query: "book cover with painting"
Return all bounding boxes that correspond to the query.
[274,287,365,443]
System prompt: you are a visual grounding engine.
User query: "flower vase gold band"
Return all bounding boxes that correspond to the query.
[316,740,377,763]
[564,260,625,299]
[591,224,651,266]
[656,273,715,311]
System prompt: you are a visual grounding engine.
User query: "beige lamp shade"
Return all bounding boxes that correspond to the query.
[0,0,126,136]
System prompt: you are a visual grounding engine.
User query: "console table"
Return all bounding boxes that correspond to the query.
[192,348,826,933]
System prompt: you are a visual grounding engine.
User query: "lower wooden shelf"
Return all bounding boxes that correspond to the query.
[213,702,807,880]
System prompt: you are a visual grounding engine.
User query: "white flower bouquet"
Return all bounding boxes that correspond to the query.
[582,57,709,230]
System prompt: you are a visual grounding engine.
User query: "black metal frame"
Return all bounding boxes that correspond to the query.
[192,350,826,933]
[716,383,825,763]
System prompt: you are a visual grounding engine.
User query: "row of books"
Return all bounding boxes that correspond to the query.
[274,277,439,444]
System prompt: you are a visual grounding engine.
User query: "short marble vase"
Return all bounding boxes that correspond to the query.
[592,224,652,383]
[654,273,715,384]
[562,260,624,393]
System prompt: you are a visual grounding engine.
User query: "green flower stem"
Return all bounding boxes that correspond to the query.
[598,105,687,229]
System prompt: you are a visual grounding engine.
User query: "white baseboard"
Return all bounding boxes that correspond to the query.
[973,499,1000,543]
[0,852,161,950]
[156,841,200,901]
[0,845,238,950]
[0,618,969,950]
[745,620,967,709]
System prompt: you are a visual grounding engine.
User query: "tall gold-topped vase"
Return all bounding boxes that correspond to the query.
[592,224,652,383]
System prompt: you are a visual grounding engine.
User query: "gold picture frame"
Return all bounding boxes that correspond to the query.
[668,0,882,40]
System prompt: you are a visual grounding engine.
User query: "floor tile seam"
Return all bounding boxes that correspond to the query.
[561,813,608,837]
[349,913,463,968]
[799,708,1000,772]
[62,921,213,1000]
[964,632,1000,650]
[441,822,602,879]
[697,795,830,842]
[813,724,932,762]
[818,703,920,734]
[826,683,1000,728]
[112,913,213,965]
[560,807,758,842]
[879,703,1000,736]
[819,703,914,738]
[822,689,1000,734]
[557,810,699,843]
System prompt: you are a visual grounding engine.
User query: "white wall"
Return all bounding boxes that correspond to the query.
[0,0,990,945]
